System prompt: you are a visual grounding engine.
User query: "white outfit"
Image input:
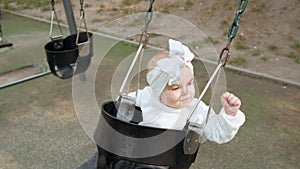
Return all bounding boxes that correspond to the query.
[124,39,245,144]
[129,86,245,144]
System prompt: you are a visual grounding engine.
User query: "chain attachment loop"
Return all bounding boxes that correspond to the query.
[138,0,155,48]
[139,31,150,48]
[220,0,248,67]
[218,48,230,67]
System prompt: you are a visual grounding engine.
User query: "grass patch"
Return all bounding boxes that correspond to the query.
[291,41,300,49]
[223,2,233,10]
[161,8,170,14]
[251,48,261,56]
[286,52,300,64]
[122,0,140,6]
[185,0,194,10]
[252,3,267,13]
[229,56,246,65]
[91,18,103,23]
[234,41,249,50]
[3,0,49,10]
[260,55,270,61]
[207,36,219,45]
[221,19,229,27]
[149,33,161,38]
[268,44,278,51]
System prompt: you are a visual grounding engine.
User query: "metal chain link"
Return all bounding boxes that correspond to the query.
[79,0,85,18]
[51,0,55,11]
[144,0,155,32]
[49,0,63,39]
[139,0,155,48]
[218,0,248,67]
[188,0,248,129]
[227,0,248,42]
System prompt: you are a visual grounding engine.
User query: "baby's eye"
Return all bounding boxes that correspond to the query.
[171,86,180,91]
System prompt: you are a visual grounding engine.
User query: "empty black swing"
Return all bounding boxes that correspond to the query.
[44,0,93,79]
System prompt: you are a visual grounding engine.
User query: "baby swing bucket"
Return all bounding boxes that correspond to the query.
[93,101,199,169]
[44,31,93,79]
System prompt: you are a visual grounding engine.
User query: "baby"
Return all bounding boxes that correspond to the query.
[127,39,245,144]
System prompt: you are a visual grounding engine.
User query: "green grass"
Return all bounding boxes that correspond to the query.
[122,0,140,6]
[252,3,267,13]
[229,56,246,65]
[251,48,261,56]
[291,41,300,49]
[234,41,249,50]
[268,44,278,51]
[207,36,219,45]
[286,52,300,64]
[260,55,270,61]
[185,0,194,10]
[2,0,50,10]
[1,12,300,169]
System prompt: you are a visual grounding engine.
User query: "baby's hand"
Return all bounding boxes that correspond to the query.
[220,92,241,116]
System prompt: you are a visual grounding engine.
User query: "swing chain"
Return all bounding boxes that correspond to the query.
[51,0,55,11]
[227,0,248,42]
[79,0,85,18]
[218,0,248,67]
[76,0,89,46]
[139,0,155,48]
[49,0,64,44]
[145,0,155,32]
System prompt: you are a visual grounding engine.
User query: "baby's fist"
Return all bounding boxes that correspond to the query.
[220,92,241,116]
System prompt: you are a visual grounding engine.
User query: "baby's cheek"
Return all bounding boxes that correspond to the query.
[170,92,182,102]
[188,85,196,97]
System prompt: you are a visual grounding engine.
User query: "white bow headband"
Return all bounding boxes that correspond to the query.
[147,39,195,97]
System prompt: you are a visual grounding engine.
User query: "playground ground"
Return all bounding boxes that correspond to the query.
[0,9,299,169]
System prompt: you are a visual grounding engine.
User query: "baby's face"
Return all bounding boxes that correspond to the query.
[160,66,195,108]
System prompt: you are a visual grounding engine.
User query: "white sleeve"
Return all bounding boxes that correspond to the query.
[202,106,246,144]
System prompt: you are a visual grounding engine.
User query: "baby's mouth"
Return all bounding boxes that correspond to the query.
[180,97,191,102]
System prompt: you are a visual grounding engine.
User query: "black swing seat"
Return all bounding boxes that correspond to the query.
[93,101,200,169]
[44,32,93,79]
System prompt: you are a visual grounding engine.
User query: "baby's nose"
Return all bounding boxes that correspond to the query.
[181,86,188,95]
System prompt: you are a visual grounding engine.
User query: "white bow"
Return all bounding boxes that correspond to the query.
[146,39,194,98]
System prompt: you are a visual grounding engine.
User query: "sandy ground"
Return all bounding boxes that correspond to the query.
[0,1,300,169]
[7,0,299,85]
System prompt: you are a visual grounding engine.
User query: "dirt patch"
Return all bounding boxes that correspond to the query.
[5,0,299,84]
[0,66,41,86]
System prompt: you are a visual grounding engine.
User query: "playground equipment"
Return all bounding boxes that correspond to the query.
[91,0,248,168]
[44,0,93,79]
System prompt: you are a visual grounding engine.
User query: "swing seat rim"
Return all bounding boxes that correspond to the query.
[94,100,199,167]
